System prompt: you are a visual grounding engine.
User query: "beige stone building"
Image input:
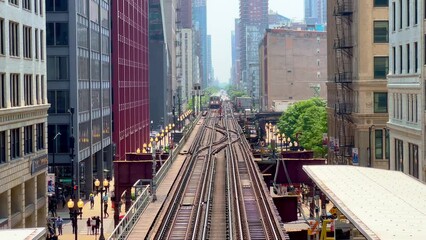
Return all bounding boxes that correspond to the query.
[327,0,389,168]
[259,29,327,111]
[0,0,49,228]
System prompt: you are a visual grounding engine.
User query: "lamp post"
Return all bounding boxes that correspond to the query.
[151,137,158,202]
[67,198,84,240]
[94,178,109,240]
[51,132,61,188]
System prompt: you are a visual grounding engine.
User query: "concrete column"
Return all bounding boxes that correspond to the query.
[84,156,93,199]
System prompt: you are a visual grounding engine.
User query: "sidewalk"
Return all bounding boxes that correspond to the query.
[51,188,115,239]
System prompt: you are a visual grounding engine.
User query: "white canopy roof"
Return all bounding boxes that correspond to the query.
[302,165,426,240]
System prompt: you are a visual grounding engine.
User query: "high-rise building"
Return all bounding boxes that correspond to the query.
[46,0,113,196]
[111,1,150,160]
[193,0,208,88]
[388,0,424,181]
[327,1,389,169]
[305,0,327,25]
[259,29,327,111]
[177,29,195,105]
[207,34,213,84]
[178,0,192,29]
[0,0,49,228]
[231,19,242,87]
[239,0,268,103]
[269,12,291,28]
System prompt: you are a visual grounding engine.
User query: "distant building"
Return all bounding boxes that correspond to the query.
[193,0,208,88]
[112,1,150,160]
[0,0,49,228]
[259,29,327,111]
[269,12,291,28]
[176,29,195,106]
[388,0,424,180]
[327,1,389,169]
[304,0,327,25]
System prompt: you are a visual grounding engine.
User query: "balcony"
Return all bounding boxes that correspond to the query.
[335,103,352,115]
[335,72,353,83]
[334,38,353,49]
[334,0,353,16]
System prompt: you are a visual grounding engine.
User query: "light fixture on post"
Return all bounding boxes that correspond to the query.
[67,198,84,240]
[95,178,109,240]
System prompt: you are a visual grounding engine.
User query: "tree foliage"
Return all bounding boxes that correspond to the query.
[277,98,327,157]
[225,85,248,101]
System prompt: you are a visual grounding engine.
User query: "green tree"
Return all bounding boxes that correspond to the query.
[277,98,327,157]
[225,85,248,101]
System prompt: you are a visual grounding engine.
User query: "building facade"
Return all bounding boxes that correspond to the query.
[193,0,208,88]
[46,0,113,197]
[305,0,327,25]
[388,0,425,181]
[327,0,389,169]
[177,28,194,106]
[259,29,327,111]
[0,0,49,228]
[111,1,150,160]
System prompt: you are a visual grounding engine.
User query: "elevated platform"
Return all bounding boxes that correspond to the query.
[303,165,426,240]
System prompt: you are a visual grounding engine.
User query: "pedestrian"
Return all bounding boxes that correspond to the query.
[59,193,66,208]
[103,192,108,203]
[104,202,109,218]
[56,216,63,235]
[89,193,95,209]
[71,217,76,234]
[96,216,101,234]
[47,223,54,237]
[86,218,91,235]
[91,217,96,235]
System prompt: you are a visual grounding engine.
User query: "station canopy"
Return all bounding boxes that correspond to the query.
[302,165,426,240]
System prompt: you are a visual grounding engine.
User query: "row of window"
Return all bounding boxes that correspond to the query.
[0,123,45,164]
[374,128,390,160]
[391,0,419,32]
[0,73,46,108]
[392,93,418,123]
[0,19,45,60]
[391,42,419,75]
[395,139,419,178]
[5,0,44,16]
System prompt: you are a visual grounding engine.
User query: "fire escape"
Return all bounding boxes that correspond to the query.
[332,0,354,164]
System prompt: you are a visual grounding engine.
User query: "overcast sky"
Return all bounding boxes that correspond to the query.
[207,0,304,83]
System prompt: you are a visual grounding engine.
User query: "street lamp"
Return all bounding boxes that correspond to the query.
[94,178,109,240]
[67,198,84,240]
[151,137,158,202]
[51,132,61,197]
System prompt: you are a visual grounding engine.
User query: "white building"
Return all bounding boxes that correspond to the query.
[388,0,424,181]
[0,0,49,228]
[177,28,194,106]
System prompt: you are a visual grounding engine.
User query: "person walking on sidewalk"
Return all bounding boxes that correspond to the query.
[91,217,96,235]
[89,193,95,209]
[103,201,109,218]
[55,216,63,235]
[86,218,91,235]
[96,216,100,234]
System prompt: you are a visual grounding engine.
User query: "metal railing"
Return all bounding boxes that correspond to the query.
[108,115,200,240]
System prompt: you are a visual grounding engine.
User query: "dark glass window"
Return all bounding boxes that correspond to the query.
[47,56,69,80]
[48,90,69,114]
[374,21,389,43]
[409,143,419,178]
[46,0,68,12]
[395,139,404,171]
[375,130,383,159]
[0,131,5,164]
[10,128,20,160]
[46,22,68,46]
[36,123,44,150]
[24,125,33,154]
[374,57,389,79]
[374,92,388,113]
[374,0,388,7]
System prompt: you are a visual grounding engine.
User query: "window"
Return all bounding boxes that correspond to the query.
[48,124,69,153]
[48,90,69,113]
[385,129,390,159]
[9,0,18,6]
[10,74,19,107]
[0,73,5,108]
[374,92,388,113]
[35,29,39,59]
[39,0,43,15]
[408,143,419,178]
[35,75,40,104]
[23,0,30,10]
[392,47,396,73]
[47,56,69,80]
[392,2,396,31]
[0,18,4,55]
[41,75,45,103]
[374,56,389,79]
[375,130,383,159]
[24,74,33,105]
[0,131,5,164]
[374,21,389,43]
[40,30,44,60]
[374,0,388,7]
[407,44,410,73]
[46,0,68,12]
[9,21,19,57]
[399,45,403,73]
[395,139,403,171]
[34,0,38,14]
[399,0,403,29]
[46,22,68,46]
[23,26,32,58]
[24,125,33,154]
[414,42,418,72]
[10,128,20,160]
[407,0,410,27]
[36,123,44,150]
[415,0,418,24]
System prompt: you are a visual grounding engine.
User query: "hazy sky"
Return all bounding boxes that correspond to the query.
[207,0,304,83]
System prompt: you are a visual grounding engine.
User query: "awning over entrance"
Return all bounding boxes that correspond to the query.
[303,165,426,240]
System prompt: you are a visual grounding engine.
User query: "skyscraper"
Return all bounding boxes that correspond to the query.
[0,0,49,228]
[46,0,113,196]
[193,0,208,88]
[112,1,150,160]
[305,0,327,25]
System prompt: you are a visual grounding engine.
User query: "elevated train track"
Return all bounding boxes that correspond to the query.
[149,105,287,239]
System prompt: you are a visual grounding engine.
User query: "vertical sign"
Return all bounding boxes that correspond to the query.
[47,173,55,195]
